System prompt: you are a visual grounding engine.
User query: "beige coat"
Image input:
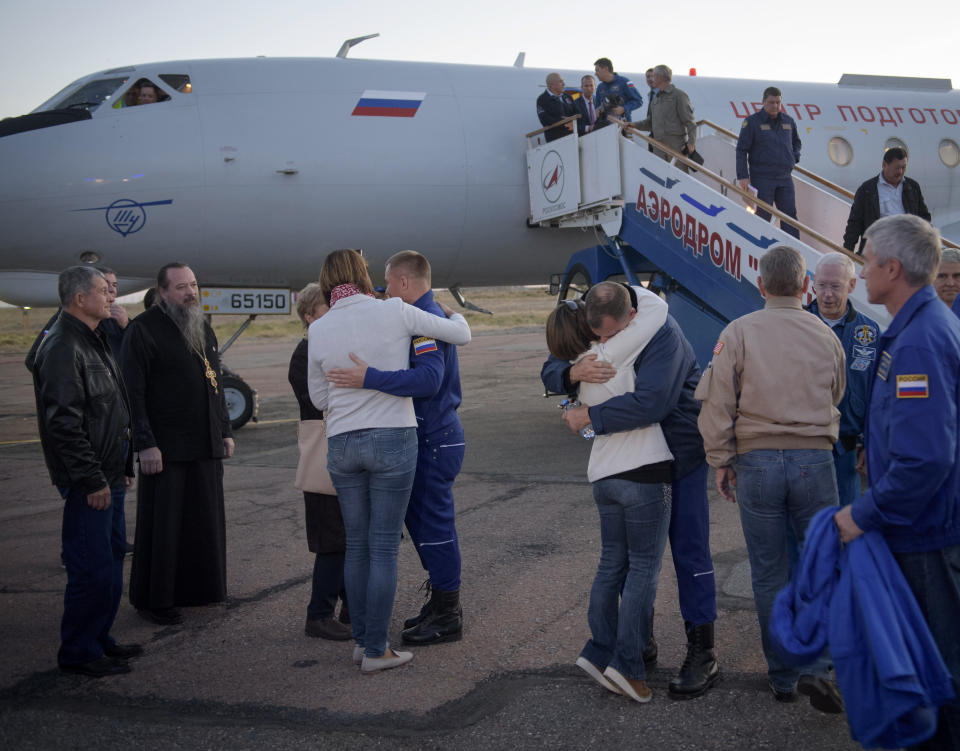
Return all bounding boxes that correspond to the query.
[635,84,696,159]
[694,296,846,468]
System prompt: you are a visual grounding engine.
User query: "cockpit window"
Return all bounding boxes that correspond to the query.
[52,77,130,112]
[112,78,172,109]
[160,74,192,94]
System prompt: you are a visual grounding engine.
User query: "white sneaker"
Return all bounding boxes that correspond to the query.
[575,656,622,695]
[352,645,363,665]
[360,649,413,674]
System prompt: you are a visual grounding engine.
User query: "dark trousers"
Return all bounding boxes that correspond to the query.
[754,177,800,239]
[896,545,960,751]
[58,484,126,665]
[669,462,717,626]
[406,423,465,592]
[307,552,347,620]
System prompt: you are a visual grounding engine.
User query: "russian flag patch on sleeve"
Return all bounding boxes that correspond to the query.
[896,374,929,398]
[413,337,438,355]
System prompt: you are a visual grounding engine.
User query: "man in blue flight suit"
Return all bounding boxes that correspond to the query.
[541,284,721,699]
[835,214,960,749]
[736,86,802,239]
[594,58,643,123]
[326,250,466,646]
[806,252,880,505]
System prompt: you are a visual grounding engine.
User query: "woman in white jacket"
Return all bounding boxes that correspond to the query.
[545,283,672,702]
[308,250,471,673]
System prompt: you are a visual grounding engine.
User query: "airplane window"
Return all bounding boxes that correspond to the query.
[828,137,853,167]
[884,138,908,157]
[112,78,171,109]
[160,74,192,94]
[940,139,960,168]
[135,79,170,106]
[53,78,129,112]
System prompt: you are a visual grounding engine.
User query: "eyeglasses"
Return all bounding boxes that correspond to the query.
[561,299,580,311]
[813,282,846,294]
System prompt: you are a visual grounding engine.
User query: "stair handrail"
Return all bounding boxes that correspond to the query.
[525,114,581,145]
[694,118,960,251]
[614,119,865,265]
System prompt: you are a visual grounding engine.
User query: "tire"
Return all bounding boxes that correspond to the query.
[222,374,255,430]
[558,263,592,303]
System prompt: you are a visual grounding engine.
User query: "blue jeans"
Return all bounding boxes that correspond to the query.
[58,483,127,665]
[328,427,417,658]
[580,478,672,680]
[735,449,838,691]
[895,545,960,751]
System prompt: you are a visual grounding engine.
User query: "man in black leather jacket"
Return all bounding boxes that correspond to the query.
[33,266,139,678]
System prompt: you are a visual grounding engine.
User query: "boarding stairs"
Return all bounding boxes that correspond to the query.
[525,117,893,367]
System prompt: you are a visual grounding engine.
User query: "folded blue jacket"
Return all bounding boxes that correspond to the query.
[771,507,955,749]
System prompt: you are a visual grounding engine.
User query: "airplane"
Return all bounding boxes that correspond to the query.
[2,39,958,426]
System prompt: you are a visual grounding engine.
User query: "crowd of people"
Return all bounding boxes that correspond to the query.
[535,67,940,259]
[543,214,960,748]
[29,249,472,678]
[26,220,960,744]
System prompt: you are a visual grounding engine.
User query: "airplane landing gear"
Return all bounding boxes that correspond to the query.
[558,263,592,302]
[222,367,257,431]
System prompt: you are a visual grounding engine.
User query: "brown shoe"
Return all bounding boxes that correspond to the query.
[304,617,352,641]
[603,666,652,703]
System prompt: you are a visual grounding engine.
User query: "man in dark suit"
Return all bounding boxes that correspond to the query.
[575,75,598,136]
[842,147,931,253]
[536,72,577,142]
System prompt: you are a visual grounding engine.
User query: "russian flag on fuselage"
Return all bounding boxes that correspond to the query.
[352,90,426,117]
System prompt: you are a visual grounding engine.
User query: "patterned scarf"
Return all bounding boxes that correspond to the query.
[329,283,374,306]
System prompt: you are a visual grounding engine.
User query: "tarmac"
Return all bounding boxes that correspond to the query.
[0,327,863,750]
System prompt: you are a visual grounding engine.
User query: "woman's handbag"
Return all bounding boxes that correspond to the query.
[294,419,336,495]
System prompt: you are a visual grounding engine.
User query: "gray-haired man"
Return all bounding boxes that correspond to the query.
[33,266,139,677]
[806,252,879,506]
[696,246,845,709]
[634,65,697,170]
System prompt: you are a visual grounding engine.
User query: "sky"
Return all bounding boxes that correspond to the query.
[1,0,957,120]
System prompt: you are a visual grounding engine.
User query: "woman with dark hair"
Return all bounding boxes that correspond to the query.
[545,284,673,702]
[307,249,471,673]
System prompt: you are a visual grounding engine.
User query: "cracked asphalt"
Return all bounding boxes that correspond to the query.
[0,328,862,750]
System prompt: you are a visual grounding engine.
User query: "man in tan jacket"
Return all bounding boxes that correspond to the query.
[695,245,846,710]
[634,65,697,171]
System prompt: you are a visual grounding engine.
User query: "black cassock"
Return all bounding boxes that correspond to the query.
[121,305,232,610]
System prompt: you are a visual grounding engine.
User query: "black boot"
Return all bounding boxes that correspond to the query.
[402,579,433,630]
[401,588,462,645]
[668,621,721,699]
[642,607,658,667]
